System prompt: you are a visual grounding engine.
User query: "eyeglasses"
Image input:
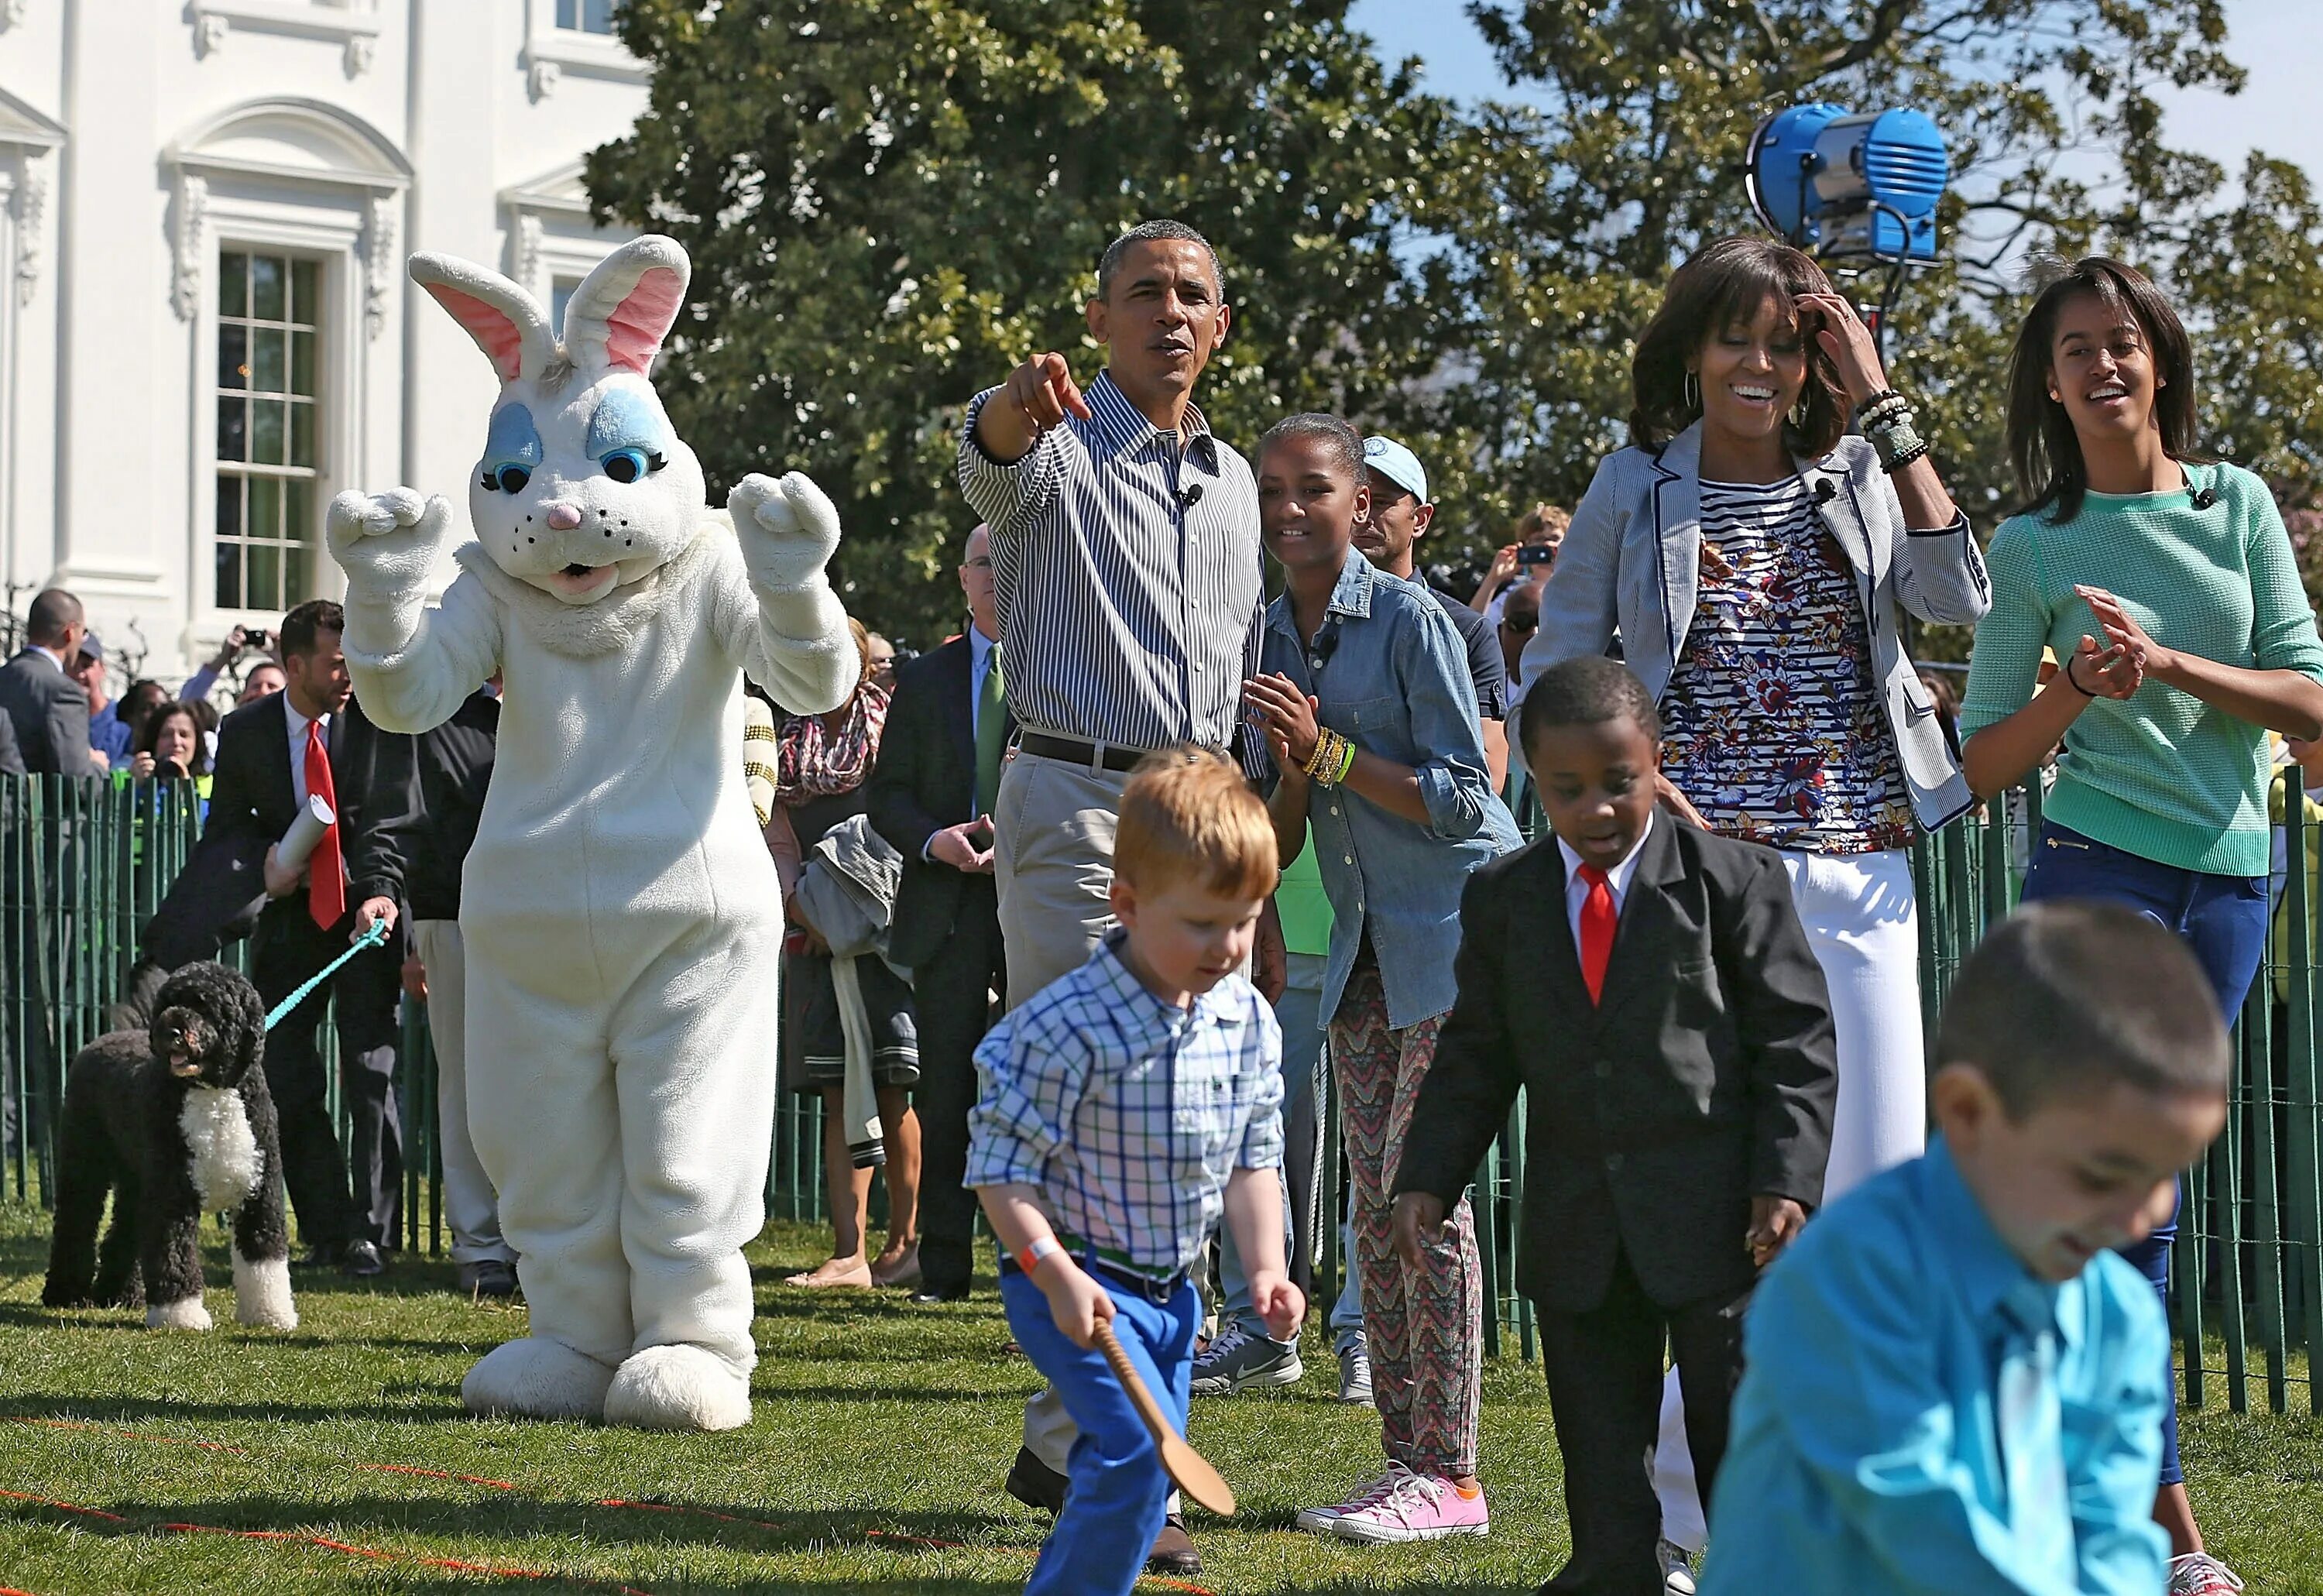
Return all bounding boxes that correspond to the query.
[963,557,994,571]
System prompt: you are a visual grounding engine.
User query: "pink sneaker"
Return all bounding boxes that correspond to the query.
[1328,1471,1489,1543]
[1294,1464,1404,1534]
[2168,1553,2244,1596]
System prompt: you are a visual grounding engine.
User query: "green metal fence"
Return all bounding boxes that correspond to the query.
[9,771,2322,1413]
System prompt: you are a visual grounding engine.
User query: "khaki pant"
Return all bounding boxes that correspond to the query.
[990,748,1172,1502]
[413,920,515,1268]
[992,749,1130,1008]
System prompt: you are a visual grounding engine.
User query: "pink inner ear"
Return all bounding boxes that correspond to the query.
[602,266,685,375]
[425,283,526,381]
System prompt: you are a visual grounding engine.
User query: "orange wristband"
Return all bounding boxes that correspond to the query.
[1016,1237,1061,1277]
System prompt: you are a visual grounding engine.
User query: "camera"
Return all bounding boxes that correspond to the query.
[244,628,272,652]
[1517,545,1558,568]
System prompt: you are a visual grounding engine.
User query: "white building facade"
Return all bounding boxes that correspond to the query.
[0,0,650,686]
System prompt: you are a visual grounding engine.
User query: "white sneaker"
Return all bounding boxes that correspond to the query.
[2168,1553,2245,1595]
[1294,1464,1403,1534]
[1659,1536,1698,1595]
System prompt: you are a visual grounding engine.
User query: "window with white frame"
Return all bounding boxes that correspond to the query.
[556,0,617,32]
[214,249,323,613]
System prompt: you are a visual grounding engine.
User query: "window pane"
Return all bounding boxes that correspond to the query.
[251,475,282,539]
[284,538,309,603]
[248,542,281,613]
[252,400,286,465]
[252,256,285,321]
[286,478,313,545]
[216,396,246,462]
[215,539,242,609]
[292,259,318,324]
[253,328,287,394]
[218,324,247,391]
[589,0,616,31]
[291,329,316,396]
[215,475,242,539]
[558,0,575,24]
[290,401,315,469]
[221,252,246,320]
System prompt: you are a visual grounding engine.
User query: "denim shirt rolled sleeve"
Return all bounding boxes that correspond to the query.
[1264,552,1523,1029]
[1700,1138,2170,1596]
[1394,602,1503,841]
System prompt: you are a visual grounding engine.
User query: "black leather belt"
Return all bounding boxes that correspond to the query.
[999,1251,1189,1306]
[1015,731,1152,774]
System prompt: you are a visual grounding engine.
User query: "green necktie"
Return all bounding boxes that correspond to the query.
[975,640,1007,815]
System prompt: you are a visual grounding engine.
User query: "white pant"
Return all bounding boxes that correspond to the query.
[413,919,515,1268]
[1654,846,1925,1551]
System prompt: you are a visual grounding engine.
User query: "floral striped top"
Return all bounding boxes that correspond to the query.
[1659,475,1915,855]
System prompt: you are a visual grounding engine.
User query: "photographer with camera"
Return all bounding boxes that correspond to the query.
[180,623,283,708]
[1468,503,1570,626]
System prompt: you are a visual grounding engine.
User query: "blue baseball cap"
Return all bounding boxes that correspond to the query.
[1362,435,1429,505]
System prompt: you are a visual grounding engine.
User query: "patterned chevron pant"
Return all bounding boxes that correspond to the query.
[1330,959,1484,1478]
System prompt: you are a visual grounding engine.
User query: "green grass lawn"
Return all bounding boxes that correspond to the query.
[4,1200,2323,1594]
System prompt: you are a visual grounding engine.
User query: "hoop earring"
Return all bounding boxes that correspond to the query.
[1683,370,1701,413]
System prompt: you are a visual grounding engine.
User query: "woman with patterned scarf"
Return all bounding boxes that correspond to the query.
[760,618,924,1289]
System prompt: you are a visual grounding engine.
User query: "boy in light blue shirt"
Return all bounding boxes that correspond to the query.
[1701,901,2231,1596]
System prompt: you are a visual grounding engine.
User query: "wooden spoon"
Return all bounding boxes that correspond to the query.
[1090,1320,1237,1516]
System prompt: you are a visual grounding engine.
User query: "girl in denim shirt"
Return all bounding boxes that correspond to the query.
[1243,414,1522,1546]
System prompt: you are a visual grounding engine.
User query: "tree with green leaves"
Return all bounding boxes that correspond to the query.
[587,0,1470,647]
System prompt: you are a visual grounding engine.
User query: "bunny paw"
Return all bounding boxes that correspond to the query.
[730,472,842,591]
[326,489,451,592]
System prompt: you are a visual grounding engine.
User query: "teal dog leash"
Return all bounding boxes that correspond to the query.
[262,918,395,1031]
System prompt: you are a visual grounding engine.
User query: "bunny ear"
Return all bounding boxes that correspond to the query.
[407,252,555,384]
[562,235,691,377]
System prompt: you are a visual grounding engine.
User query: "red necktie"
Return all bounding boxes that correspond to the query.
[1577,863,1615,1004]
[304,717,345,930]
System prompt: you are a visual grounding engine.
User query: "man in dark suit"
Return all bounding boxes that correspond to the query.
[0,589,98,776]
[1394,658,1836,1596]
[201,599,409,1277]
[866,523,1011,1304]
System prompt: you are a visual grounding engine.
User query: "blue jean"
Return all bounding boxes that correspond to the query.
[1000,1267,1199,1596]
[2019,822,2267,1487]
[1217,956,1366,1348]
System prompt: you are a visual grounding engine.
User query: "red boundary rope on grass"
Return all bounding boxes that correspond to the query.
[7,1418,1218,1595]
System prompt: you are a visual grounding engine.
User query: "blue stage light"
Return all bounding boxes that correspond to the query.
[1746,105,1948,264]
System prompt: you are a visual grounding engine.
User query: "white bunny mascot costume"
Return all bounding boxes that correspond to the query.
[327,235,856,1431]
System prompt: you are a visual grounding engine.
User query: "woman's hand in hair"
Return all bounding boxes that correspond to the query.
[1797,290,1885,407]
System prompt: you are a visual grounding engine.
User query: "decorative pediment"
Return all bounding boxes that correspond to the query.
[167,96,410,193]
[499,160,593,220]
[0,84,65,153]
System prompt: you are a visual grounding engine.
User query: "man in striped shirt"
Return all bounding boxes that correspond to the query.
[956,218,1264,1579]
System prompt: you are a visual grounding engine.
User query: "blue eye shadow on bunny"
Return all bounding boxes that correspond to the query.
[585,388,673,475]
[481,402,543,495]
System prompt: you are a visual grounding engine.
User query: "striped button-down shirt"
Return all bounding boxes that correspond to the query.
[965,929,1285,1281]
[957,371,1265,776]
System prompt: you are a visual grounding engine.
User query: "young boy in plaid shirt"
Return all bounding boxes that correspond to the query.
[968,749,1305,1596]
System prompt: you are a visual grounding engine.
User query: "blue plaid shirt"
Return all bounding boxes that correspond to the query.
[965,929,1284,1281]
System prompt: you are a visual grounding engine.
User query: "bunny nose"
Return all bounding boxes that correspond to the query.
[544,501,584,531]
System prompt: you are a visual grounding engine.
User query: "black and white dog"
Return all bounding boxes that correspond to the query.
[42,962,297,1330]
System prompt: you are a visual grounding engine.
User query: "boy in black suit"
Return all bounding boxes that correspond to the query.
[1392,657,1837,1596]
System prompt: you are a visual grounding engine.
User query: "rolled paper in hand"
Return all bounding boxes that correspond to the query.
[276,793,336,873]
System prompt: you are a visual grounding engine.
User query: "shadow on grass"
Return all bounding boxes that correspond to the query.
[0,1394,464,1426]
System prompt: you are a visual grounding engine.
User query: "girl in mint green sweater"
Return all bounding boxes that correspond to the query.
[1959,256,2323,1596]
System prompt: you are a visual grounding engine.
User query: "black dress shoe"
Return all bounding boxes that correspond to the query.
[341,1240,385,1278]
[1146,1513,1200,1575]
[297,1243,341,1270]
[1004,1446,1068,1516]
[911,1282,969,1304]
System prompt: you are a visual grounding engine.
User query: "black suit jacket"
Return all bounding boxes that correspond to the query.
[865,633,1012,972]
[1396,818,1837,1313]
[187,694,407,936]
[361,689,496,923]
[0,705,21,776]
[0,648,95,776]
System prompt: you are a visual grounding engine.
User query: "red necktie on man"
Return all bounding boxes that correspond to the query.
[304,717,345,930]
[1576,862,1615,1004]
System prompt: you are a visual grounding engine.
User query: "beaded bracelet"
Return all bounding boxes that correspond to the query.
[1855,388,1906,424]
[1861,398,1913,434]
[1302,726,1341,782]
[1881,437,1932,474]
